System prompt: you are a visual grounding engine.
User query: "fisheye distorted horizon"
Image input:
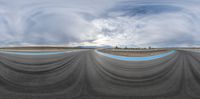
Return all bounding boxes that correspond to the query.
[0,0,200,47]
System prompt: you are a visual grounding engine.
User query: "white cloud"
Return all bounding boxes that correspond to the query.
[89,2,200,47]
[0,0,199,47]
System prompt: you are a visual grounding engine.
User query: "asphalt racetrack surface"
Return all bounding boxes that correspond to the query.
[0,50,199,99]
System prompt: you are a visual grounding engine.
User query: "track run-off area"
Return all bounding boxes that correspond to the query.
[0,50,199,99]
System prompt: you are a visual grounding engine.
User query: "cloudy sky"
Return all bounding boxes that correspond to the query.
[0,0,200,47]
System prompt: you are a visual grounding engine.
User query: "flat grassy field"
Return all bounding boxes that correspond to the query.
[100,49,170,57]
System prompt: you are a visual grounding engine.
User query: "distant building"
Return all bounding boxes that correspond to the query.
[148,46,152,49]
[125,46,128,49]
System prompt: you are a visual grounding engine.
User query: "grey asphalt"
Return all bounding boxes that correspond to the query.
[0,50,199,99]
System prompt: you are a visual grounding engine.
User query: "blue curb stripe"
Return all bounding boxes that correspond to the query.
[95,50,176,61]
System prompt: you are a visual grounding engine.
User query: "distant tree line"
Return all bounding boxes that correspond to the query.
[115,46,152,50]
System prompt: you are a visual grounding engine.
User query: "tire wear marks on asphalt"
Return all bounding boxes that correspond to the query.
[0,50,199,99]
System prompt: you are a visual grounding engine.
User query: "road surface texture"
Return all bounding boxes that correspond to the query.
[0,50,199,99]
